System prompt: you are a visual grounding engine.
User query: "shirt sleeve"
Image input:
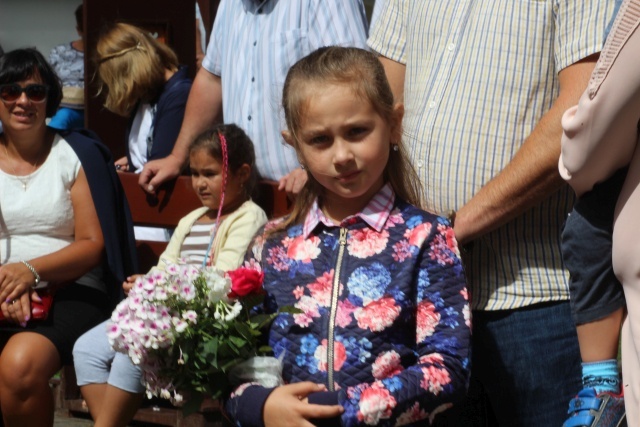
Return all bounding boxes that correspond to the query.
[334,219,470,426]
[559,1,640,195]
[48,45,62,71]
[149,78,191,161]
[201,0,226,75]
[367,0,407,64]
[307,0,369,50]
[554,0,618,71]
[214,205,268,272]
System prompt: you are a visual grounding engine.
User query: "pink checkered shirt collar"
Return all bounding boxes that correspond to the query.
[302,183,396,238]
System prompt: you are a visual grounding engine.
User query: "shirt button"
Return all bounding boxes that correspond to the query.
[253,41,257,46]
[248,115,252,121]
[429,101,436,109]
[251,77,255,82]
[417,160,424,168]
[447,43,455,51]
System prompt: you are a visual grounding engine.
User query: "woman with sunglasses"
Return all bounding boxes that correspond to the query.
[0,48,136,426]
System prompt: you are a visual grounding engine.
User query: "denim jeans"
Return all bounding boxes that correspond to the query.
[459,301,581,426]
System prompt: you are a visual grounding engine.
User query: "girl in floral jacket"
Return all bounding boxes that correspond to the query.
[225,46,471,427]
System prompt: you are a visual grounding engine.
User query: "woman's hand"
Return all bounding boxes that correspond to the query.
[263,382,343,427]
[0,262,37,304]
[122,274,142,295]
[0,289,34,326]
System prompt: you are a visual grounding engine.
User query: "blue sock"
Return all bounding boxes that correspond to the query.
[582,359,620,394]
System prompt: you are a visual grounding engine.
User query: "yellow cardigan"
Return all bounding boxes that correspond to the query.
[156,200,267,272]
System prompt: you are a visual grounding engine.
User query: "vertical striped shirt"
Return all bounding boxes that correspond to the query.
[369,0,617,310]
[203,0,369,181]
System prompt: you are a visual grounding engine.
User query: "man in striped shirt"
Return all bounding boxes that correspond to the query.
[139,0,368,193]
[369,1,617,425]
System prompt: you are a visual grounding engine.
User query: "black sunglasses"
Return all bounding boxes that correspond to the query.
[0,84,48,103]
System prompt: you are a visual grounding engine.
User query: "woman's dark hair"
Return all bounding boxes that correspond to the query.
[189,123,259,199]
[0,48,63,117]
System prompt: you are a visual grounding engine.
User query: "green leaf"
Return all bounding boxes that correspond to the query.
[233,321,253,340]
[241,293,265,309]
[257,345,273,354]
[250,314,274,326]
[229,335,247,348]
[278,305,303,314]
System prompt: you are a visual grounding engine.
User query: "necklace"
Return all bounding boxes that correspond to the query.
[2,143,41,191]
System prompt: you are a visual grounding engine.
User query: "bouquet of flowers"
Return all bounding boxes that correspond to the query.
[107,262,291,414]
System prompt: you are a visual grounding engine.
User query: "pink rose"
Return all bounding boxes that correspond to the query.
[227,267,264,298]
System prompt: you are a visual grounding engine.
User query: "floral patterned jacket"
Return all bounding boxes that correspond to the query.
[225,185,471,426]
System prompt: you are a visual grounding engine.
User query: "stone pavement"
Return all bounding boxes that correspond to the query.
[53,410,93,427]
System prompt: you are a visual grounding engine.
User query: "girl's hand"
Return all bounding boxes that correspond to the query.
[263,382,343,427]
[122,275,142,295]
[114,156,129,172]
[0,262,38,304]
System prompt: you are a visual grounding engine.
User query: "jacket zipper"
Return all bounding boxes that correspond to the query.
[327,227,347,391]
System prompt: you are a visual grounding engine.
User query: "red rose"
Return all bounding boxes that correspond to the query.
[227,267,264,298]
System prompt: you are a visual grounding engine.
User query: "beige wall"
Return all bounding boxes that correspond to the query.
[0,0,81,56]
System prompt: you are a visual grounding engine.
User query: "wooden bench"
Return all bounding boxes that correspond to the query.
[56,172,291,426]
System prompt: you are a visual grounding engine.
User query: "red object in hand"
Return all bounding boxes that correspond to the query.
[0,291,54,324]
[227,267,264,299]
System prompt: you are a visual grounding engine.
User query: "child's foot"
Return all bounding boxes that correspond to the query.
[563,388,626,427]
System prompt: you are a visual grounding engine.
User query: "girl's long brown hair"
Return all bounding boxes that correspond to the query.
[278,46,423,231]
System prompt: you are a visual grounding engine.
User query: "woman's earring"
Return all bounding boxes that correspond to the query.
[300,164,306,170]
[392,144,399,152]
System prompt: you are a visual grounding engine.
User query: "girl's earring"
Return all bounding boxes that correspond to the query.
[300,164,306,170]
[392,144,399,152]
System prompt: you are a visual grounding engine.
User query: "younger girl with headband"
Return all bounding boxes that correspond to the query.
[225,47,471,426]
[72,124,267,427]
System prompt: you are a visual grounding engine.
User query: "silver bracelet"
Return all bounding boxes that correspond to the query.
[21,261,41,287]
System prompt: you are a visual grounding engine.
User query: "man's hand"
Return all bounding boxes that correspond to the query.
[138,153,184,194]
[263,382,343,427]
[278,167,308,197]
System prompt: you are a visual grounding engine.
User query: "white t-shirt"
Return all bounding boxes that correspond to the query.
[0,134,103,290]
[128,102,156,173]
